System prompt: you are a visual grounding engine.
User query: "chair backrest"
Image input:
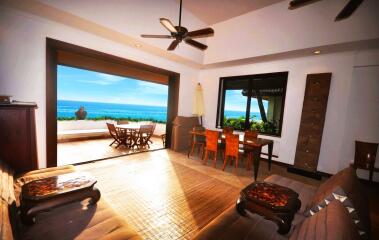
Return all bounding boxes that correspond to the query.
[106,123,117,137]
[117,120,129,125]
[223,127,234,134]
[205,129,219,151]
[193,125,206,142]
[151,122,156,134]
[244,130,258,142]
[139,125,154,135]
[354,141,378,170]
[225,134,239,157]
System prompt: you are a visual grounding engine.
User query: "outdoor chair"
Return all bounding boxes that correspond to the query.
[117,120,129,125]
[148,122,157,145]
[137,125,154,148]
[106,123,127,148]
[161,133,166,147]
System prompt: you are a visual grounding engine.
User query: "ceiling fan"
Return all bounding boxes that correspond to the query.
[288,0,364,21]
[140,0,214,51]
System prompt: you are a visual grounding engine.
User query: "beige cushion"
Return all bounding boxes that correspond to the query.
[20,199,141,240]
[290,200,360,240]
[193,205,286,240]
[264,174,317,213]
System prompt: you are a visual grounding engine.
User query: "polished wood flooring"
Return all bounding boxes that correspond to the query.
[58,136,164,166]
[76,149,379,239]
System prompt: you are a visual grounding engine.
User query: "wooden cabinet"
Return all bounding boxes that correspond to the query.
[293,73,331,173]
[0,103,38,173]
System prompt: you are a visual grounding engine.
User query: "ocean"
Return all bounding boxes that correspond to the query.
[57,100,260,122]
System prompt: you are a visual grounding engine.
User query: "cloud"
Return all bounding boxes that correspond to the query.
[135,81,168,95]
[77,73,125,85]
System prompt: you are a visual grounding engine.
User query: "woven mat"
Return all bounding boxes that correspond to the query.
[78,154,240,239]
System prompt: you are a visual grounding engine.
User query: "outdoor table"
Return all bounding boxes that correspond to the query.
[189,130,274,181]
[116,124,141,148]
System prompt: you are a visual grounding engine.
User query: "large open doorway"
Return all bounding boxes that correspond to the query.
[57,65,169,165]
[46,38,180,167]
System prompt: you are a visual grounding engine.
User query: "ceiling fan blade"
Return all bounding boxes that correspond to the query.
[184,39,207,51]
[335,0,364,21]
[187,28,214,38]
[167,40,180,51]
[160,18,178,33]
[141,34,173,39]
[288,0,322,10]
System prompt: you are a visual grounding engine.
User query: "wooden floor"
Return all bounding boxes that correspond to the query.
[57,136,164,166]
[75,149,379,239]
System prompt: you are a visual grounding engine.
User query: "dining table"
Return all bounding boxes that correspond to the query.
[189,130,274,181]
[116,124,141,148]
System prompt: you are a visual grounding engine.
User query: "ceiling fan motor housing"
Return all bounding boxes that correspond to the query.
[172,26,188,41]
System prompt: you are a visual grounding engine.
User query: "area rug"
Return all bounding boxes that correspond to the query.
[77,153,240,239]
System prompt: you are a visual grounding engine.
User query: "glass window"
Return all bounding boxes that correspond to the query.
[216,72,288,136]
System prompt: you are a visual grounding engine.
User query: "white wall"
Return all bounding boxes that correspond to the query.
[339,50,379,180]
[199,51,379,175]
[0,6,199,168]
[204,0,379,64]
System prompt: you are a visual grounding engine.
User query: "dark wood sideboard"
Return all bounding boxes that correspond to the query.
[288,73,332,179]
[0,103,38,173]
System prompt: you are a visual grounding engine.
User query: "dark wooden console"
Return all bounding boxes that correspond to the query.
[0,103,38,173]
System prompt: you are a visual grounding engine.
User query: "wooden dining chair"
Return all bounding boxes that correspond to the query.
[243,130,259,170]
[223,134,241,171]
[203,129,219,167]
[117,120,129,125]
[222,127,234,134]
[161,133,166,147]
[137,125,154,148]
[352,140,378,182]
[148,122,157,145]
[106,123,126,148]
[221,127,234,165]
[219,127,233,151]
[188,126,206,159]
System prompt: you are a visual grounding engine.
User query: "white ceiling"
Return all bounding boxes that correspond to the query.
[177,0,285,25]
[4,0,378,68]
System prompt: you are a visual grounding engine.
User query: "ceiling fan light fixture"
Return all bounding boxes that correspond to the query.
[313,50,321,54]
[159,18,178,33]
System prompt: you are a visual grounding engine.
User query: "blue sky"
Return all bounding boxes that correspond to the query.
[225,90,268,113]
[57,65,168,107]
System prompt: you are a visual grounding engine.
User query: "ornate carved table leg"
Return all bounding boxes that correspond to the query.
[89,187,101,205]
[20,203,36,225]
[235,197,247,216]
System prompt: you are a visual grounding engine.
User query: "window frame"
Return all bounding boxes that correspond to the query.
[215,72,288,137]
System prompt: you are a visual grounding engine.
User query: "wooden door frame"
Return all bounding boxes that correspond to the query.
[46,38,180,168]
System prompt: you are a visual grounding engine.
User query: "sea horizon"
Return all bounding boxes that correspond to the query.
[57,99,261,122]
